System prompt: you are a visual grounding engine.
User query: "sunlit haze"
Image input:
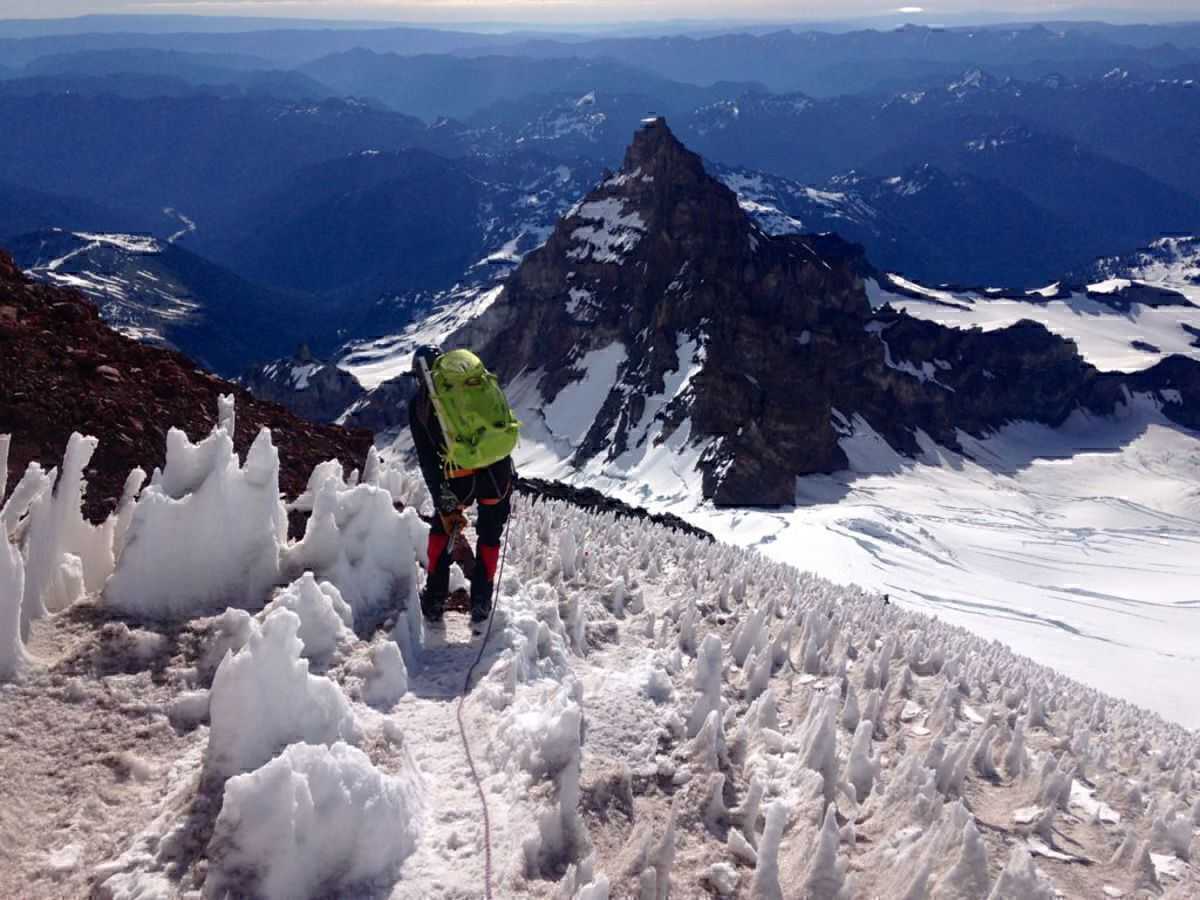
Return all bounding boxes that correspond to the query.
[2,0,1199,26]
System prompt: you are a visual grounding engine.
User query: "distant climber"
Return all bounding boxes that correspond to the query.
[409,345,520,626]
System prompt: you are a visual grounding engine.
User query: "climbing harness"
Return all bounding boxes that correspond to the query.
[454,498,513,900]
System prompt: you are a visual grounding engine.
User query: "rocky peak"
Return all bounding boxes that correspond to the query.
[484,116,869,353]
[450,124,1200,507]
[239,348,365,425]
[621,117,710,187]
[451,121,873,504]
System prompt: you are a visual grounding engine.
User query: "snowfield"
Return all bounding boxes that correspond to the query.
[338,284,507,391]
[21,230,202,348]
[3,403,1199,898]
[867,276,1200,374]
[508,360,1200,729]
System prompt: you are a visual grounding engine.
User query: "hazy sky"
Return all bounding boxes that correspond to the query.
[3,0,1199,26]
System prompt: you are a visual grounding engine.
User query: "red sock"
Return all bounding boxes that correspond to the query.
[427,532,450,571]
[478,544,501,581]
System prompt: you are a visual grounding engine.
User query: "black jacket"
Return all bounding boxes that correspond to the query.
[409,388,447,497]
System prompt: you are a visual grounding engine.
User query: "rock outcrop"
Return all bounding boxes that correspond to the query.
[516,477,713,541]
[340,376,417,434]
[451,119,1200,506]
[240,345,366,424]
[0,251,373,522]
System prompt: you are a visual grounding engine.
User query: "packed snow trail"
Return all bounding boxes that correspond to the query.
[1,408,1198,898]
[452,512,513,900]
[377,617,503,898]
[398,615,511,899]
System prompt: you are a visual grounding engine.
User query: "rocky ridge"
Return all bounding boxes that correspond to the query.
[452,119,1200,506]
[238,344,366,425]
[9,229,309,377]
[0,251,373,522]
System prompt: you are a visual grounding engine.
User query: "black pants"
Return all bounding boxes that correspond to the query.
[426,458,513,598]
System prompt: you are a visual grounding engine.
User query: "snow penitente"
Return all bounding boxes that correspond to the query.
[2,400,1198,897]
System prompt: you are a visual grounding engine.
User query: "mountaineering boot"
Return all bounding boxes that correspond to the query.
[423,528,453,624]
[420,588,446,624]
[469,569,494,624]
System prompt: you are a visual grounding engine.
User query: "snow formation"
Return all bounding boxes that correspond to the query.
[261,572,353,659]
[23,434,115,618]
[283,460,425,622]
[2,407,1198,900]
[0,502,26,679]
[103,424,287,619]
[206,607,361,777]
[206,741,423,900]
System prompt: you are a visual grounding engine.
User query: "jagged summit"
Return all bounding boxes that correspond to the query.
[447,123,871,504]
[451,125,1200,507]
[621,116,710,186]
[469,116,868,349]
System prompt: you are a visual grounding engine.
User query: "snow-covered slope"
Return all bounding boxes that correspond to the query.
[868,272,1200,374]
[390,121,1200,732]
[9,228,302,375]
[715,167,879,237]
[339,284,507,392]
[238,345,366,424]
[1091,236,1200,294]
[17,230,191,344]
[500,359,1200,728]
[329,283,510,432]
[3,409,1198,898]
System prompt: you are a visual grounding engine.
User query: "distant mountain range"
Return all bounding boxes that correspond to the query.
[0,23,523,68]
[5,68,1197,288]
[481,24,1200,94]
[3,19,1200,375]
[299,49,760,121]
[8,229,313,375]
[0,93,443,232]
[4,19,1199,86]
[439,120,1200,505]
[196,148,601,319]
[3,47,335,102]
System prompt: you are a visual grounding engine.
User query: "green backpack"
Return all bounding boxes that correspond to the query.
[421,349,520,471]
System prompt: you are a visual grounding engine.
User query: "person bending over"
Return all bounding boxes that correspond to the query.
[408,345,516,625]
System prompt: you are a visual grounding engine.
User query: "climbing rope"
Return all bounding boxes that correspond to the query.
[455,499,513,900]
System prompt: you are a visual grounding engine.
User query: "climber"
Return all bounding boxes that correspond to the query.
[408,345,519,626]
